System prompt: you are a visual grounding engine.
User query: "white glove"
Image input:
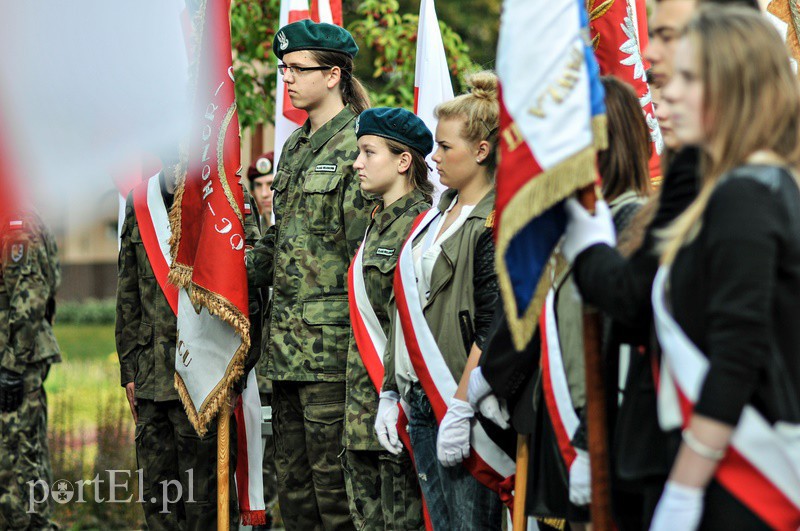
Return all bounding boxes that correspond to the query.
[374,390,403,455]
[478,394,511,430]
[436,398,474,467]
[562,198,616,263]
[649,481,704,531]
[467,367,492,407]
[568,450,591,506]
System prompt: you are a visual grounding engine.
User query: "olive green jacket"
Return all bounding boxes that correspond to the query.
[116,175,261,401]
[344,189,430,450]
[247,106,374,382]
[383,188,497,397]
[0,211,61,374]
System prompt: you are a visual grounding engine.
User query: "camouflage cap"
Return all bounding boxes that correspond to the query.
[355,107,434,157]
[273,20,359,60]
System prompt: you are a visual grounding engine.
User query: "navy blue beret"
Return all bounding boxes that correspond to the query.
[355,107,434,157]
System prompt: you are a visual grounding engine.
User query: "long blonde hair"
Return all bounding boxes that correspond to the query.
[660,6,800,264]
[434,71,500,176]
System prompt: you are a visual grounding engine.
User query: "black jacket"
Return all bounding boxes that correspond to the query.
[572,147,700,480]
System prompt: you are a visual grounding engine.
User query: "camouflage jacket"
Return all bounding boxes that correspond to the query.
[116,173,261,401]
[344,189,431,450]
[0,211,61,374]
[247,106,374,382]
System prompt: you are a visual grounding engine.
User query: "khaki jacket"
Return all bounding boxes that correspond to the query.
[384,188,497,396]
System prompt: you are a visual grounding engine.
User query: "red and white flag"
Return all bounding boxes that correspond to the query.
[413,0,453,202]
[169,0,264,524]
[589,0,663,183]
[273,0,342,170]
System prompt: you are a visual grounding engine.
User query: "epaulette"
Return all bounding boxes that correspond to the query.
[485,209,496,228]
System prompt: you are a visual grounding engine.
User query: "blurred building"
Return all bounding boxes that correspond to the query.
[58,125,275,301]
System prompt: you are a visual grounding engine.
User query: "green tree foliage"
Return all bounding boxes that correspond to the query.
[348,0,477,109]
[230,0,484,129]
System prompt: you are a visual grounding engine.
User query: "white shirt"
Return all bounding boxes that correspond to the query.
[396,195,475,391]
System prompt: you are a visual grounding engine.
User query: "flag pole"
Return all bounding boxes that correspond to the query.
[218,399,231,530]
[579,186,614,531]
[512,434,529,530]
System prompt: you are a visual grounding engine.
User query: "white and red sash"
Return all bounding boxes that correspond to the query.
[652,267,800,529]
[539,289,588,470]
[131,175,266,523]
[132,174,178,313]
[393,209,517,506]
[348,224,433,531]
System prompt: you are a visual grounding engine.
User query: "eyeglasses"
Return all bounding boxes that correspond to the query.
[277,64,332,77]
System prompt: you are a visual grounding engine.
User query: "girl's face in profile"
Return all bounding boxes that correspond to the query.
[663,37,705,148]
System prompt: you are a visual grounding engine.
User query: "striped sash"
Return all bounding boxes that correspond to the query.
[653,267,800,530]
[393,209,516,506]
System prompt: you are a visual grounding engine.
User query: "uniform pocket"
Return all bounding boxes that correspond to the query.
[302,297,350,373]
[303,400,345,487]
[303,171,343,234]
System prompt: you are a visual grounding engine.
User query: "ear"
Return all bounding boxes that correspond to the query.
[326,66,342,90]
[398,152,413,174]
[475,140,491,163]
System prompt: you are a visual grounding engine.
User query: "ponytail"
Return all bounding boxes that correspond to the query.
[310,50,371,114]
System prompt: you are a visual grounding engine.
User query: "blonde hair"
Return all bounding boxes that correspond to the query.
[660,6,800,264]
[434,71,500,176]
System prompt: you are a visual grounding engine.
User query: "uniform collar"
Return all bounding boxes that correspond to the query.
[287,106,357,152]
[372,189,430,234]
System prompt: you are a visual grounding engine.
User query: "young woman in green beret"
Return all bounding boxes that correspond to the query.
[345,107,434,530]
[247,19,373,530]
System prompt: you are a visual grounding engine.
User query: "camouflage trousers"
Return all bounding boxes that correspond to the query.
[271,381,354,531]
[134,399,238,531]
[342,450,425,531]
[0,362,56,531]
[259,392,278,516]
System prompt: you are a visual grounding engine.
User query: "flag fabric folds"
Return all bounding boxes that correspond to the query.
[413,0,454,201]
[169,0,265,524]
[495,0,606,351]
[589,0,663,183]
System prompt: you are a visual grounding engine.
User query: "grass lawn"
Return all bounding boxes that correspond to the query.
[46,324,126,429]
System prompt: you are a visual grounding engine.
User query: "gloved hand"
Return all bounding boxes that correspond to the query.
[568,450,591,506]
[374,390,403,455]
[478,394,511,430]
[437,397,474,467]
[0,369,24,413]
[562,198,616,263]
[467,367,492,407]
[649,481,704,531]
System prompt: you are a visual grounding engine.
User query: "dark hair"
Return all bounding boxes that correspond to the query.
[699,0,759,9]
[383,138,434,200]
[598,76,651,201]
[308,50,371,114]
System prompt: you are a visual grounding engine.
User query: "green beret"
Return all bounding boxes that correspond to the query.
[273,20,359,60]
[355,108,434,157]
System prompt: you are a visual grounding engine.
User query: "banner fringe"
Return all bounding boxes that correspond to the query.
[241,510,267,526]
[495,146,597,351]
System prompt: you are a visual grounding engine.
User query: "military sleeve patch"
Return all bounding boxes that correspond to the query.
[8,220,23,230]
[376,247,395,257]
[6,240,27,265]
[244,203,252,214]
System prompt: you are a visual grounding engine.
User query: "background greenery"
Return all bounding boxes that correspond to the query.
[231,0,500,129]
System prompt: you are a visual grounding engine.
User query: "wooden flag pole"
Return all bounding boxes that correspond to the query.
[218,399,231,530]
[579,186,614,531]
[512,434,530,530]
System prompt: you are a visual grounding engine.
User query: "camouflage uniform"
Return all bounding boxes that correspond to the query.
[343,190,429,530]
[0,211,60,531]
[115,173,261,530]
[247,105,373,530]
